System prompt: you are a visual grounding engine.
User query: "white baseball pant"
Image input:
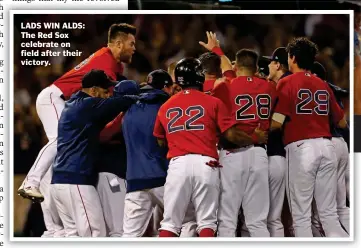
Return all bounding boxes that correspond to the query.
[96,172,126,237]
[311,199,325,237]
[346,161,350,202]
[285,138,348,237]
[345,163,350,201]
[148,204,163,237]
[217,146,270,237]
[22,84,65,237]
[148,204,197,237]
[267,155,286,237]
[39,166,65,237]
[123,186,197,237]
[160,154,219,236]
[24,84,64,188]
[51,184,106,237]
[332,137,350,234]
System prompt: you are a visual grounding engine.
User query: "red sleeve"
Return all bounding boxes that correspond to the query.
[211,82,231,107]
[99,112,124,143]
[223,70,236,81]
[215,99,236,133]
[328,86,345,124]
[274,77,292,117]
[153,112,166,138]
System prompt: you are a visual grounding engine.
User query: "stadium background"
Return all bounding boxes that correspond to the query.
[13,13,350,236]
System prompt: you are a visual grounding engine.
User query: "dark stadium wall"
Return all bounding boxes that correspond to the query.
[128,0,360,10]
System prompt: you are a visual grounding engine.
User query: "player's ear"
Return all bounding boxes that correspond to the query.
[89,87,96,97]
[116,39,124,52]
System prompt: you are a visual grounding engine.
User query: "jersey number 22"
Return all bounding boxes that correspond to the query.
[166,106,205,133]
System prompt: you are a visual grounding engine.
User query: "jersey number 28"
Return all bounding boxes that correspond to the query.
[296,89,329,115]
[166,106,204,133]
[235,94,271,120]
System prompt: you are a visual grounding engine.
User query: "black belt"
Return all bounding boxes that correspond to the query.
[60,94,65,101]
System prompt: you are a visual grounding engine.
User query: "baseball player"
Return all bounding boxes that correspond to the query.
[153,58,268,237]
[311,61,350,234]
[263,47,292,237]
[50,70,137,237]
[198,52,224,94]
[17,23,136,237]
[198,32,236,86]
[96,80,141,237]
[212,49,275,237]
[270,37,348,237]
[121,69,197,237]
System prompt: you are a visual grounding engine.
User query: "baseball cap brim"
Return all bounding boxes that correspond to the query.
[262,56,273,60]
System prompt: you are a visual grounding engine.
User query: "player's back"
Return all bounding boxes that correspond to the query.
[53,47,123,98]
[158,89,227,160]
[225,76,275,134]
[278,71,334,145]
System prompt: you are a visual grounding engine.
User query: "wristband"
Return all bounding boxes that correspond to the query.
[212,46,224,56]
[251,133,259,144]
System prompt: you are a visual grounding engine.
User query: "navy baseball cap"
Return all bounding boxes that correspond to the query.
[143,69,173,90]
[113,80,140,97]
[82,69,116,89]
[263,47,288,67]
[311,61,326,81]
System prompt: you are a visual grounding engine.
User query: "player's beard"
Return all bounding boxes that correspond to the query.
[120,53,133,64]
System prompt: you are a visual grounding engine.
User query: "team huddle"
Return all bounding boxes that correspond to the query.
[17,23,350,238]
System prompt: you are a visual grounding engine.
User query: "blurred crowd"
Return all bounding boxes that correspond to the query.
[13,13,350,176]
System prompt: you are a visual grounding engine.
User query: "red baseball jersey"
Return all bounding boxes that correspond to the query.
[274,71,344,145]
[153,89,236,159]
[203,79,216,94]
[203,70,236,94]
[213,76,277,135]
[53,47,123,98]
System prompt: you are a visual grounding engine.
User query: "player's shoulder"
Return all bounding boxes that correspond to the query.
[277,73,294,90]
[89,47,115,65]
[188,90,221,109]
[279,73,294,84]
[213,80,229,91]
[254,76,272,86]
[94,47,111,57]
[211,81,230,98]
[202,93,225,108]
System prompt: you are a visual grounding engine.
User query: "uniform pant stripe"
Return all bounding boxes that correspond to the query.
[287,148,293,216]
[76,185,93,236]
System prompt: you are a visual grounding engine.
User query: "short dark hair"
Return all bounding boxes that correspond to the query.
[198,52,222,77]
[286,37,318,70]
[235,49,259,72]
[108,23,137,43]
